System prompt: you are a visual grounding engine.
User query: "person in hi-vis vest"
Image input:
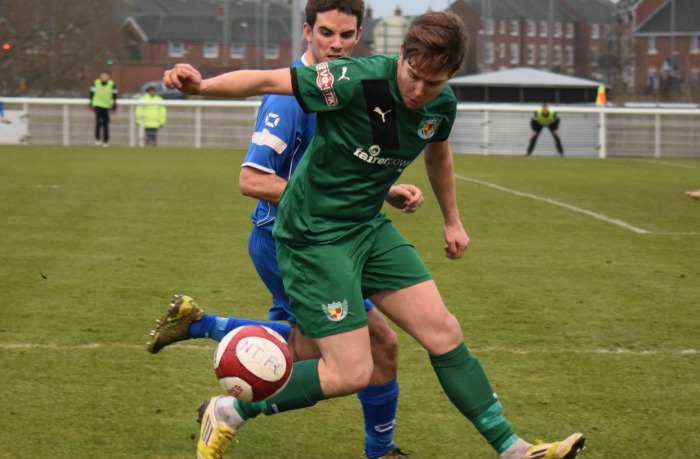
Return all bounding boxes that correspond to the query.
[136,86,167,146]
[526,103,564,156]
[89,71,118,147]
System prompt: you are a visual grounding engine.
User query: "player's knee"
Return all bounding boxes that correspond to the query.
[326,360,373,396]
[425,312,464,355]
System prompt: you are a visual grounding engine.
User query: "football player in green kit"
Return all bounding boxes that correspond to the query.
[164,11,585,459]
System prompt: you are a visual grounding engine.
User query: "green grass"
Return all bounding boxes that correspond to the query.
[1,146,698,458]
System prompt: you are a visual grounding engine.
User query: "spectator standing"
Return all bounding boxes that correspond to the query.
[89,71,117,147]
[136,85,167,146]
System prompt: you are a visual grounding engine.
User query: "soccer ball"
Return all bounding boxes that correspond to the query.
[213,325,293,402]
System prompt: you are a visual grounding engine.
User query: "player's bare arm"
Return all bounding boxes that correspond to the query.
[239,166,288,205]
[164,64,294,99]
[423,140,469,259]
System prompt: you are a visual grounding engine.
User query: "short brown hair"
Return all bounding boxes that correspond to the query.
[402,12,468,77]
[305,0,365,29]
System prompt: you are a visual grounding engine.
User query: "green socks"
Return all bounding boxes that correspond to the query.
[430,343,518,453]
[234,359,325,419]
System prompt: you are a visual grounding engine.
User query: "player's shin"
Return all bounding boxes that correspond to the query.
[430,342,517,453]
[234,359,326,419]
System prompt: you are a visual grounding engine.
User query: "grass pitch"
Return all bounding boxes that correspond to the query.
[0,145,698,458]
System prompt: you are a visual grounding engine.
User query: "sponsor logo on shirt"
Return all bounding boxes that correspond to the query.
[315,62,338,106]
[352,145,414,171]
[322,300,348,322]
[418,117,441,139]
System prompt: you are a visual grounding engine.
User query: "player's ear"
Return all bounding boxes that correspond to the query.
[355,26,363,44]
[303,22,313,43]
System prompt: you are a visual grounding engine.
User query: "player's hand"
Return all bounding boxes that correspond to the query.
[443,220,469,259]
[386,184,424,213]
[164,64,203,96]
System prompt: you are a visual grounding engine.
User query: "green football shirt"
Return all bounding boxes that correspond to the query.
[274,53,457,244]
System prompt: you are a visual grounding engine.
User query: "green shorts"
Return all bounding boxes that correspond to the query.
[276,215,432,338]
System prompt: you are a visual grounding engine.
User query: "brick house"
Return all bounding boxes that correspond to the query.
[447,0,614,79]
[634,0,700,95]
[107,0,378,94]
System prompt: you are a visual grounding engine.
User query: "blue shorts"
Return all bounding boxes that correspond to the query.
[248,225,374,323]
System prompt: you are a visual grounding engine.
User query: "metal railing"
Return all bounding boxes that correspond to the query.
[2,97,699,158]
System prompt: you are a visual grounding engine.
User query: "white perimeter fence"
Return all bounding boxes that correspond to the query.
[1,97,699,158]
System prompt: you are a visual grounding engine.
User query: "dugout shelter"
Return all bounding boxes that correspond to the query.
[449,67,603,104]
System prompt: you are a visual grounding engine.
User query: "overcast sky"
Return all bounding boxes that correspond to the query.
[364,0,619,20]
[364,0,452,19]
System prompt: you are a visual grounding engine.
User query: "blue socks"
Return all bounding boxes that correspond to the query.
[188,313,292,342]
[358,379,400,458]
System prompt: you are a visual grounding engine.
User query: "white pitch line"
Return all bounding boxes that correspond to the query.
[0,342,696,356]
[456,174,696,235]
[631,159,699,169]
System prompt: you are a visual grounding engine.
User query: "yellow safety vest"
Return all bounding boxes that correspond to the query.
[136,93,167,128]
[535,108,556,127]
[91,79,115,109]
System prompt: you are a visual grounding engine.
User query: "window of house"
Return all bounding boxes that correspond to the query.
[499,43,506,59]
[485,42,494,63]
[554,22,562,37]
[554,46,562,64]
[510,20,519,36]
[229,43,245,59]
[526,45,535,64]
[527,20,535,37]
[485,20,494,35]
[203,43,219,59]
[648,36,657,54]
[691,35,699,53]
[168,42,185,58]
[590,47,598,67]
[591,24,600,39]
[265,44,279,59]
[647,68,659,91]
[540,21,547,37]
[690,68,699,83]
[565,46,573,66]
[510,43,519,64]
[499,20,506,35]
[566,23,574,38]
[539,45,548,66]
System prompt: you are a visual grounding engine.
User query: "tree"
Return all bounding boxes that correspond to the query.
[0,0,122,96]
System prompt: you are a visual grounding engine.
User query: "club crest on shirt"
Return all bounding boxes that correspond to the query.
[322,300,348,322]
[418,117,440,140]
[315,62,338,106]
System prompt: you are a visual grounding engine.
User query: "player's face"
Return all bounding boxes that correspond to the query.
[396,47,451,110]
[304,10,361,64]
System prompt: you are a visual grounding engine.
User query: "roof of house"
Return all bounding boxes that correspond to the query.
[116,0,294,44]
[448,67,602,87]
[458,0,571,22]
[636,0,700,34]
[558,0,614,24]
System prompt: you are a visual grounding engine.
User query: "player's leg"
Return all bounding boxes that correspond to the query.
[366,222,584,459]
[375,281,584,459]
[197,327,372,458]
[103,110,110,145]
[358,305,404,458]
[526,120,542,155]
[94,109,103,144]
[550,120,564,156]
[686,189,700,200]
[146,229,292,353]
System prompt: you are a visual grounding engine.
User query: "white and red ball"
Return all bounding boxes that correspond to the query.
[213,325,293,402]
